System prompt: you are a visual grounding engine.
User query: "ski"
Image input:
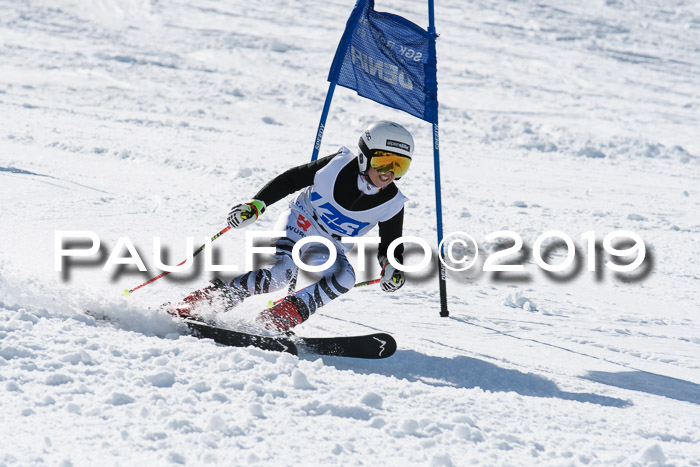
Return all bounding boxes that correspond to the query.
[184,319,396,359]
[296,333,396,359]
[88,309,395,359]
[184,319,299,355]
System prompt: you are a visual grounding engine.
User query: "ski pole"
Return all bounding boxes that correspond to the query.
[123,226,231,297]
[354,278,381,288]
[269,278,380,307]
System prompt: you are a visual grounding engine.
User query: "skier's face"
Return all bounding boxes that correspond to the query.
[367,167,395,188]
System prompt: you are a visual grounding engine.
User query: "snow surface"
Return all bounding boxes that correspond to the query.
[1,0,700,465]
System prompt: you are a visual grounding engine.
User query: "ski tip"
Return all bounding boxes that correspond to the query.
[122,289,132,297]
[297,332,397,359]
[373,333,397,358]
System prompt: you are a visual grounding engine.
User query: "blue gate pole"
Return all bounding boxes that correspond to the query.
[432,121,448,317]
[428,0,448,317]
[310,81,337,161]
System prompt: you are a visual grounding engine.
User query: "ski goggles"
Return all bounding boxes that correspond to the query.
[370,151,412,178]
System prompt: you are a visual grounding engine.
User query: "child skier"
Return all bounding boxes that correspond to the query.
[170,121,413,331]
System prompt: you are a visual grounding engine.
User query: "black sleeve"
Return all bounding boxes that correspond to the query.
[253,153,337,206]
[378,207,404,264]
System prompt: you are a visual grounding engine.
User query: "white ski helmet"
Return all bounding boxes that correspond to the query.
[358,121,414,179]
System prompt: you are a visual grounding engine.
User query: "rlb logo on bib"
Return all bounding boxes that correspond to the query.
[316,202,369,236]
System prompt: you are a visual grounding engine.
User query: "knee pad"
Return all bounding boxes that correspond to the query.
[230,254,297,296]
[267,254,298,292]
[328,258,356,295]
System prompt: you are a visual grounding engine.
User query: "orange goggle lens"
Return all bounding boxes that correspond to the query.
[370,151,412,178]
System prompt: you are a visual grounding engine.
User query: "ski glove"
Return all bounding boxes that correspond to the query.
[227,199,266,229]
[379,256,405,292]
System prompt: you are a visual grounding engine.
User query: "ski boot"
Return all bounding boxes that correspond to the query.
[255,296,308,332]
[165,278,241,321]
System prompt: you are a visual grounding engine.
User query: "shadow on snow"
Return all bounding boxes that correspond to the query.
[311,349,631,408]
[584,370,700,405]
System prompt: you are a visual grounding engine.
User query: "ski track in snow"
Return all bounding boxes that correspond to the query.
[1,0,700,465]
